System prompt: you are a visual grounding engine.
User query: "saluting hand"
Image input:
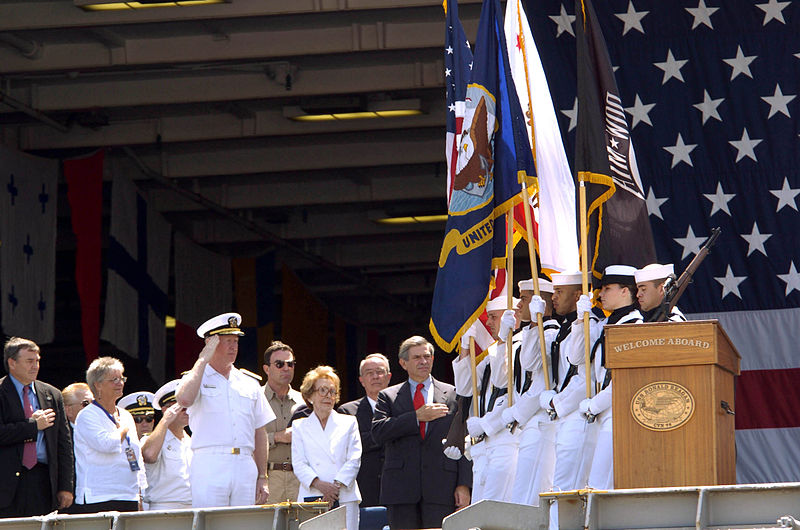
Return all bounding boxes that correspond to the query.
[199,335,219,363]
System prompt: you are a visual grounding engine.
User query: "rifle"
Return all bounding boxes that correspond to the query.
[653,227,721,322]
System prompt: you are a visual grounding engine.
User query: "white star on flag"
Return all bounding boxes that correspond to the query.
[778,262,800,296]
[674,225,706,259]
[715,265,746,299]
[703,182,736,216]
[686,0,719,30]
[549,4,575,38]
[625,94,655,128]
[562,97,578,132]
[693,90,724,124]
[769,177,800,212]
[655,50,688,84]
[645,187,668,220]
[615,0,649,36]
[741,222,772,257]
[663,133,697,168]
[723,46,757,80]
[761,84,795,119]
[756,0,790,26]
[729,128,763,162]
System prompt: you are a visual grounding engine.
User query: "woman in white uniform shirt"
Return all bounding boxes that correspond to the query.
[73,357,146,513]
[292,366,362,530]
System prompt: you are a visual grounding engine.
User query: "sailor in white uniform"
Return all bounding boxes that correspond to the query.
[578,265,643,490]
[635,263,687,323]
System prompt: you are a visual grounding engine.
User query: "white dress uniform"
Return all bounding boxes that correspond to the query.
[143,429,192,510]
[505,318,559,506]
[184,364,276,508]
[293,410,362,530]
[452,348,493,503]
[478,333,523,502]
[582,306,642,490]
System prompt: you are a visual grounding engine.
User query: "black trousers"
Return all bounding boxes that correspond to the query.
[386,502,454,530]
[72,500,138,514]
[0,463,52,518]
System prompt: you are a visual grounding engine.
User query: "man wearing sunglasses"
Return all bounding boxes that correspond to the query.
[118,392,156,440]
[261,341,304,504]
[62,383,93,430]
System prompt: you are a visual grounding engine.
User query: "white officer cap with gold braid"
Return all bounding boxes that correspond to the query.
[196,312,245,338]
[118,391,155,415]
[153,380,181,411]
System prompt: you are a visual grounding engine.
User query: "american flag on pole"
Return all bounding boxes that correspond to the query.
[525,0,800,483]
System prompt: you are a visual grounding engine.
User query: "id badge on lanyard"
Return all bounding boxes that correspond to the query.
[92,401,140,472]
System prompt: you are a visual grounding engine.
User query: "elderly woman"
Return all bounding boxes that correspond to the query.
[292,366,362,530]
[73,357,146,513]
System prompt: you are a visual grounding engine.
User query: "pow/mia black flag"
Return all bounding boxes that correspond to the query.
[574,0,656,286]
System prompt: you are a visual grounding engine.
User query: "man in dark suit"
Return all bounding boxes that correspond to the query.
[0,337,74,517]
[372,336,471,529]
[338,353,392,507]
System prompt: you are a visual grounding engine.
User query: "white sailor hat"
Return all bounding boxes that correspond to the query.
[551,271,582,286]
[196,312,245,338]
[635,263,674,283]
[518,278,554,294]
[118,391,155,415]
[486,296,518,312]
[153,380,181,411]
[600,265,638,286]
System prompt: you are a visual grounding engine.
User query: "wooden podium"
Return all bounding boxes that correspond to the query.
[605,320,740,489]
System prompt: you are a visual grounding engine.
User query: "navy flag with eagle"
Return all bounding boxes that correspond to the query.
[575,0,655,284]
[430,0,537,352]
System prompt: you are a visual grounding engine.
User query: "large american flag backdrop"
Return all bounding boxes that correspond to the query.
[520,0,800,483]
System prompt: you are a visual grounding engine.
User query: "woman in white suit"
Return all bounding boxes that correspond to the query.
[293,366,362,530]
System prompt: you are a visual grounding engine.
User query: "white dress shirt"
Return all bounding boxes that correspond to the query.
[143,429,192,506]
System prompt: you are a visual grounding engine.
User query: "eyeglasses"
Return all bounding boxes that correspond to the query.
[105,376,127,384]
[68,400,91,408]
[314,387,337,397]
[133,414,155,424]
[271,360,296,369]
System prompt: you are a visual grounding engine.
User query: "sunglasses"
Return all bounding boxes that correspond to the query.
[271,360,296,369]
[69,400,91,408]
[133,414,155,424]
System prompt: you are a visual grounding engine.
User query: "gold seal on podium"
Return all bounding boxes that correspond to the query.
[631,381,695,432]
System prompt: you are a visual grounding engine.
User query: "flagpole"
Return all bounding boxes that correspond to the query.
[469,336,479,418]
[506,210,514,407]
[514,0,551,391]
[579,176,592,399]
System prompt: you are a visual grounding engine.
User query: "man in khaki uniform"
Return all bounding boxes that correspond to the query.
[261,341,304,502]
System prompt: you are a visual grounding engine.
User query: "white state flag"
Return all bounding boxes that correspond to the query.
[504,0,579,273]
[0,145,58,343]
[101,174,170,383]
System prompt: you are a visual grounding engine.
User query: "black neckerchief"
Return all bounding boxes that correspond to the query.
[551,310,577,388]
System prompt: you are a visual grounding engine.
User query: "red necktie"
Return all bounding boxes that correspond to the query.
[413,383,425,439]
[22,385,37,469]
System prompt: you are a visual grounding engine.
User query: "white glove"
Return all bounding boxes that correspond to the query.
[576,293,593,319]
[498,309,516,341]
[539,390,556,410]
[443,445,462,460]
[466,417,485,437]
[460,323,478,350]
[529,295,546,318]
[579,398,592,415]
[501,406,516,426]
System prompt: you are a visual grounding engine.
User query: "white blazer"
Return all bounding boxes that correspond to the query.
[292,410,362,504]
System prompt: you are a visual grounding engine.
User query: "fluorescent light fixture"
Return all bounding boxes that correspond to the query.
[284,99,423,122]
[75,0,227,10]
[375,215,447,225]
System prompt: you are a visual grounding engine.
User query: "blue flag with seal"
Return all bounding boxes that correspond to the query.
[430,0,538,352]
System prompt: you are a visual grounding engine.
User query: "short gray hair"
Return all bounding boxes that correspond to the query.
[86,357,125,395]
[359,353,390,375]
[3,337,39,372]
[398,336,433,361]
[62,382,92,405]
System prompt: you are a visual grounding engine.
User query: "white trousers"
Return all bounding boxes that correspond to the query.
[342,500,360,530]
[469,440,488,504]
[190,450,258,508]
[587,411,613,490]
[549,413,596,530]
[481,428,519,502]
[147,501,193,511]
[510,420,556,507]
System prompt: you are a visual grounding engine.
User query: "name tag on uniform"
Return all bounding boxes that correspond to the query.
[125,446,140,471]
[202,384,216,389]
